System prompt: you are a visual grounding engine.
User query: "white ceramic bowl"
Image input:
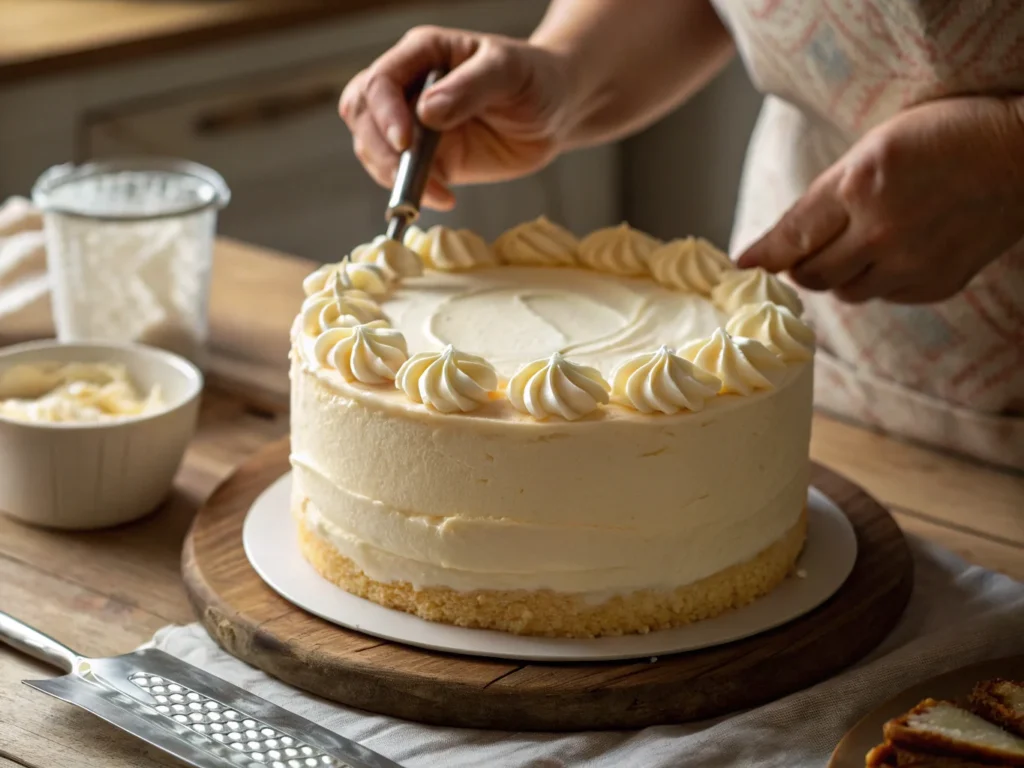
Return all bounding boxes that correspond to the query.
[0,340,203,529]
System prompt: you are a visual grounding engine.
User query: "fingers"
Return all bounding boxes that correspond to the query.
[361,26,471,149]
[736,168,850,272]
[418,40,523,130]
[352,111,399,190]
[423,177,456,211]
[833,265,893,304]
[788,231,872,291]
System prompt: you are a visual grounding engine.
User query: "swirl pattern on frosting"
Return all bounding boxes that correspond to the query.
[302,263,336,297]
[711,267,803,316]
[647,237,735,295]
[611,346,721,414]
[351,236,424,278]
[302,261,391,297]
[577,223,662,276]
[396,345,498,413]
[507,352,610,421]
[313,320,409,384]
[494,216,578,266]
[414,225,499,271]
[301,273,386,335]
[726,301,815,362]
[680,328,785,396]
[402,224,430,256]
[339,262,391,295]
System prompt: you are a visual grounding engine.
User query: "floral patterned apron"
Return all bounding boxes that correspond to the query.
[711,0,1024,470]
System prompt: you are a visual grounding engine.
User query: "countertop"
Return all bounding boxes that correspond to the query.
[0,0,420,85]
[0,237,1022,767]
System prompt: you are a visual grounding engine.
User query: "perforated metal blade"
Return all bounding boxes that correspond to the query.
[25,648,402,768]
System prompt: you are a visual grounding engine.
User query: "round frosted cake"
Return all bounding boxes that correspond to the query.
[289,218,815,638]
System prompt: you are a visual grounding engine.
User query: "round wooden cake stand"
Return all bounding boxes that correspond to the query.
[182,438,913,731]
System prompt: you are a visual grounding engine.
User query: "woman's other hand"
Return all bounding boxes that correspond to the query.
[339,26,574,211]
[738,97,1024,303]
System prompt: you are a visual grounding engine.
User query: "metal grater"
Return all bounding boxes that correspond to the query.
[0,610,403,768]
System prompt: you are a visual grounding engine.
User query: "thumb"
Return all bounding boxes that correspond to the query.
[418,42,524,130]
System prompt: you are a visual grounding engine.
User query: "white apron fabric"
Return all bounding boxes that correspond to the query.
[711,1,1024,470]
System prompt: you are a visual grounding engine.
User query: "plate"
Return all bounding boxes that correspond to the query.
[243,472,858,662]
[829,654,1024,768]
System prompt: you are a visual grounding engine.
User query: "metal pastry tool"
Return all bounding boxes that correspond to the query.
[0,610,403,768]
[384,67,448,242]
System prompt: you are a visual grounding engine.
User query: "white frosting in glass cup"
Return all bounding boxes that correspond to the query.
[32,159,230,366]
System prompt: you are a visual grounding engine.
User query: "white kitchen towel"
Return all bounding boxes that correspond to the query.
[151,537,1024,768]
[0,196,49,323]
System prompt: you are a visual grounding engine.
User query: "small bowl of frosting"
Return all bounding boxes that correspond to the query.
[0,340,203,529]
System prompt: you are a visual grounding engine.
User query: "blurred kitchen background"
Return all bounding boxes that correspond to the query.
[0,0,762,262]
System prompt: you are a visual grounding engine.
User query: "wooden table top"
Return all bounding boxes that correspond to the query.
[0,0,421,85]
[1,237,1022,767]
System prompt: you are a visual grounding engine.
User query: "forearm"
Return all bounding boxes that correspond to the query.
[531,0,735,148]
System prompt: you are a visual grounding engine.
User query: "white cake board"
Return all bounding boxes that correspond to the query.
[243,472,858,662]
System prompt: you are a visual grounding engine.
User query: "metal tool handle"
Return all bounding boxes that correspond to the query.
[0,610,83,673]
[385,67,448,240]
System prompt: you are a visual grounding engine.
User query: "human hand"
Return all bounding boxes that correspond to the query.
[737,97,1024,303]
[339,26,574,210]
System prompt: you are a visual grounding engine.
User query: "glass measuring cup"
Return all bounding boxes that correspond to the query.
[32,158,230,365]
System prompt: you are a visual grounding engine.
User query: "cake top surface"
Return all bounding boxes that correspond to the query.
[380,265,725,378]
[293,218,813,421]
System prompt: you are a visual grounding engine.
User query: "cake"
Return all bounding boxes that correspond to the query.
[866,696,1024,766]
[289,217,815,638]
[969,680,1024,738]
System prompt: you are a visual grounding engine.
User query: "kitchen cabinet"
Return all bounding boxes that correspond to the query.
[0,0,619,262]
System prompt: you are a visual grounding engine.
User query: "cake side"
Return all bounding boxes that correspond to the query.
[295,497,807,638]
[289,343,812,597]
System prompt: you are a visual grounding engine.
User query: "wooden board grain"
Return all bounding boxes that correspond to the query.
[182,438,915,731]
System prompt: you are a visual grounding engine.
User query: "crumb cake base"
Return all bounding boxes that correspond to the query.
[294,500,808,639]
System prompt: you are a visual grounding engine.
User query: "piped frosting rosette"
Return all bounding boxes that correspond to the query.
[397,345,499,413]
[611,346,721,414]
[507,353,610,421]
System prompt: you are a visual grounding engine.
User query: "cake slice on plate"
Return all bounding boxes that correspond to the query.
[970,680,1024,738]
[866,741,1001,767]
[873,698,1024,766]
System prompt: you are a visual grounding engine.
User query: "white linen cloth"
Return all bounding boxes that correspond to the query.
[151,537,1024,768]
[0,196,48,324]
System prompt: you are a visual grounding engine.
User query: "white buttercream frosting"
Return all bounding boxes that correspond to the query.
[712,267,803,316]
[409,225,498,271]
[303,261,391,297]
[726,301,815,362]
[494,216,578,266]
[0,362,164,423]
[402,224,430,255]
[646,237,735,295]
[379,266,725,379]
[301,273,386,334]
[289,356,813,594]
[313,321,408,384]
[680,328,785,396]
[351,236,423,278]
[578,223,661,276]
[507,352,610,421]
[396,345,498,413]
[611,346,721,414]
